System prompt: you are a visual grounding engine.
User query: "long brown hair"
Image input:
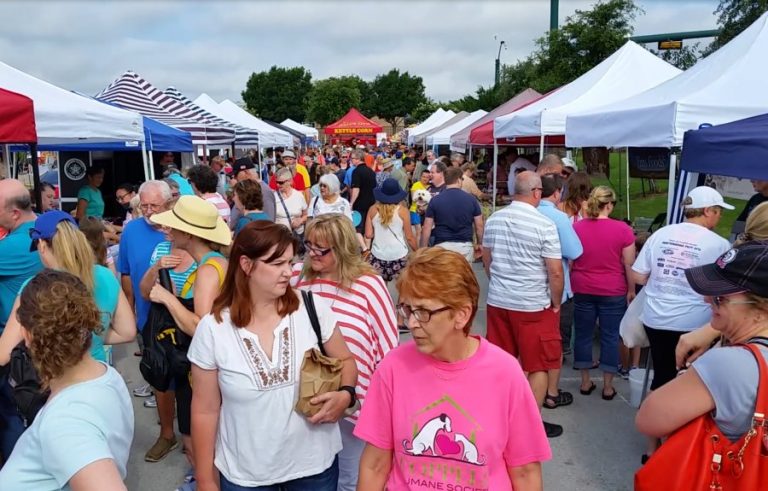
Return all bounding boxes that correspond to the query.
[212,221,299,326]
[563,171,592,218]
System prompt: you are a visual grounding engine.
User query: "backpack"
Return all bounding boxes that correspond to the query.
[139,269,176,391]
[7,342,49,427]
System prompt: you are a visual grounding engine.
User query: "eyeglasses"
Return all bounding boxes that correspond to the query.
[277,180,291,185]
[171,192,180,198]
[140,203,165,212]
[712,295,757,308]
[303,240,332,256]
[396,303,452,323]
[116,192,130,202]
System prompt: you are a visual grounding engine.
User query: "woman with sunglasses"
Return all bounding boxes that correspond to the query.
[189,221,357,491]
[274,167,308,237]
[356,248,551,490]
[571,186,636,400]
[636,242,768,476]
[0,211,136,367]
[292,214,398,491]
[307,174,353,222]
[0,270,134,491]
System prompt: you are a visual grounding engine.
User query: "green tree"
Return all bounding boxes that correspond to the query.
[241,66,312,122]
[706,0,768,54]
[307,77,362,126]
[369,69,427,133]
[650,43,701,70]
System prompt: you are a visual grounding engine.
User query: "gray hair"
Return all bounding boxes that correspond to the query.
[319,173,340,194]
[430,161,447,174]
[275,167,293,182]
[163,178,180,192]
[514,171,542,196]
[138,180,172,201]
[352,149,366,161]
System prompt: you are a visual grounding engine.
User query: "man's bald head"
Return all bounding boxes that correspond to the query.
[0,179,32,211]
[514,171,542,196]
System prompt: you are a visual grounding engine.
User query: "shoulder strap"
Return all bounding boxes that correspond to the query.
[301,290,327,356]
[276,191,294,231]
[180,254,225,296]
[743,343,768,416]
[312,196,320,214]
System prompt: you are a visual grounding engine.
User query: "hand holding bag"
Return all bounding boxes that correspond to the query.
[620,287,649,348]
[295,290,343,418]
[635,343,768,490]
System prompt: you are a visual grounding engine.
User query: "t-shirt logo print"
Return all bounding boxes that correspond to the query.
[402,406,487,466]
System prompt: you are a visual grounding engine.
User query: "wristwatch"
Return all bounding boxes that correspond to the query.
[339,385,357,408]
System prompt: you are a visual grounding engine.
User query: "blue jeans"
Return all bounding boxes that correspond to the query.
[573,294,627,374]
[220,456,338,491]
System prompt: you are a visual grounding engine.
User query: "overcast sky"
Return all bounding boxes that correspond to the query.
[0,0,719,106]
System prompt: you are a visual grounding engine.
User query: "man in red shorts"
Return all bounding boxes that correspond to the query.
[482,170,565,438]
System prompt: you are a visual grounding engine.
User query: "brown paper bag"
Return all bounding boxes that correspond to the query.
[295,348,343,417]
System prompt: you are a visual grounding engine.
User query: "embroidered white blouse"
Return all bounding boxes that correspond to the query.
[187,295,342,487]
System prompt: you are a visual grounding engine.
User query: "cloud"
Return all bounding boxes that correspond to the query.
[0,0,719,107]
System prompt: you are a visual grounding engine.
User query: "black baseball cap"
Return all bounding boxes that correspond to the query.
[685,241,768,297]
[229,158,255,176]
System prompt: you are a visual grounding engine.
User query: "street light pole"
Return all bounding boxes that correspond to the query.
[550,0,559,31]
[494,39,506,87]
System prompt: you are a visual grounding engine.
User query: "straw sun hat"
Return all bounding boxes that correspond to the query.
[150,195,232,246]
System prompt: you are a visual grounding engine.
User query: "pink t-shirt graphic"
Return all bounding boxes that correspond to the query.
[354,337,551,490]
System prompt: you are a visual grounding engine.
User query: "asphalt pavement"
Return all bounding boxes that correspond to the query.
[115,263,646,491]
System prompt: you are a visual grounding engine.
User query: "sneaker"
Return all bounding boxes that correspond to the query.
[175,482,196,491]
[144,435,179,462]
[143,395,157,408]
[183,467,195,483]
[132,384,153,398]
[543,421,563,438]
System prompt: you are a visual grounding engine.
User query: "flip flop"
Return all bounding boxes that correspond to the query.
[602,388,617,401]
[579,382,597,395]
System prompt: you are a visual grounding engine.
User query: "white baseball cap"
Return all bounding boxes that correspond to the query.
[562,157,578,171]
[684,186,735,210]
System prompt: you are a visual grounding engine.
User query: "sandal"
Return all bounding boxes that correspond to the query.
[602,388,617,401]
[579,382,596,395]
[544,390,573,409]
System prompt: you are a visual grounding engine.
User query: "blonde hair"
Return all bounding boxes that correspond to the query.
[585,186,616,219]
[736,201,768,245]
[48,221,96,291]
[377,203,398,227]
[301,214,376,288]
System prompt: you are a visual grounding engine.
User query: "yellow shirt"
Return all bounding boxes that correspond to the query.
[409,181,426,212]
[296,164,311,188]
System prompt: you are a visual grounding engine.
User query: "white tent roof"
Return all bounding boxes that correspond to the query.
[406,108,456,145]
[414,112,469,146]
[566,13,768,148]
[193,94,294,148]
[427,109,488,146]
[280,118,318,139]
[0,61,143,145]
[494,41,681,139]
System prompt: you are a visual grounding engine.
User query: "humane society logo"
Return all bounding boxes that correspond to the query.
[397,395,490,490]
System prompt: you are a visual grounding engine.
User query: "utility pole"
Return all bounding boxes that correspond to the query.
[550,0,558,31]
[494,38,506,87]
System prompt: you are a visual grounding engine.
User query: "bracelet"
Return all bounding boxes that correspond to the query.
[339,385,356,408]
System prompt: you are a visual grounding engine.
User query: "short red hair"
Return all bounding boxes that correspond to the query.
[396,248,479,335]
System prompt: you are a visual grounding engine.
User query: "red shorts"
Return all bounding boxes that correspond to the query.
[486,305,562,372]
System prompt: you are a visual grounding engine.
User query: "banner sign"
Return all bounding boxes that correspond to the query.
[333,127,374,135]
[628,147,671,179]
[703,175,755,201]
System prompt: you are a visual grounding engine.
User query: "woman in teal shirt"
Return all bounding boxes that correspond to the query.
[76,166,106,220]
[0,211,136,366]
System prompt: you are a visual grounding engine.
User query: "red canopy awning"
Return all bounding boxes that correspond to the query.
[324,108,382,139]
[0,87,37,143]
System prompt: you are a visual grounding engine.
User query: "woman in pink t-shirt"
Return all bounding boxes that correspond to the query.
[571,186,636,400]
[355,248,551,491]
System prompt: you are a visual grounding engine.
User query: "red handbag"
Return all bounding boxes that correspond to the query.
[635,344,768,490]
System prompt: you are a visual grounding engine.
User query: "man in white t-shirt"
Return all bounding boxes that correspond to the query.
[631,186,732,393]
[506,148,536,196]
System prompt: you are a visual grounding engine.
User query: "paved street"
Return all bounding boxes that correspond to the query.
[115,263,646,491]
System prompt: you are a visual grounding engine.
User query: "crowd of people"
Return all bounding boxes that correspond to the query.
[0,138,767,491]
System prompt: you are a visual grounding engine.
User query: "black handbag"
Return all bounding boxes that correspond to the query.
[7,342,50,427]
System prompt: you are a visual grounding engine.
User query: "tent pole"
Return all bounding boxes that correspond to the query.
[468,144,473,162]
[149,150,156,180]
[30,143,41,212]
[539,134,545,160]
[3,145,10,180]
[665,153,678,226]
[141,141,149,182]
[625,148,630,220]
[492,142,498,213]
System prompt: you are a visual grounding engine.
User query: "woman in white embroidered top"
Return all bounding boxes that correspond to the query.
[292,213,399,491]
[189,221,357,491]
[307,173,353,222]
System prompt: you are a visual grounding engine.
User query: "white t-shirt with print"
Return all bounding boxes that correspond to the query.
[307,195,353,221]
[275,190,308,233]
[187,296,342,487]
[632,222,730,332]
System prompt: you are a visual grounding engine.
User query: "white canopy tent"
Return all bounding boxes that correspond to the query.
[566,12,768,148]
[280,118,318,139]
[0,61,144,145]
[406,108,456,145]
[495,41,681,143]
[194,94,294,149]
[427,109,487,146]
[413,111,469,146]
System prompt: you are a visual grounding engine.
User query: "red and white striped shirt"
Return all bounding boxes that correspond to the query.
[203,192,231,224]
[291,264,398,421]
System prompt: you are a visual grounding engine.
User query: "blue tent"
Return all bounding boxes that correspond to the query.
[37,115,193,152]
[681,113,768,181]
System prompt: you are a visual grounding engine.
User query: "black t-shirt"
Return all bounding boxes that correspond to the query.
[351,165,377,214]
[737,193,768,222]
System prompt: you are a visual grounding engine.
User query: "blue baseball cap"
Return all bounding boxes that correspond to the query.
[29,210,77,251]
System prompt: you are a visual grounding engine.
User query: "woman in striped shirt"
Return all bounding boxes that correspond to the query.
[292,214,399,491]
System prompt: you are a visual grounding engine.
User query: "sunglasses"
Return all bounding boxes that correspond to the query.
[277,180,291,185]
[712,295,757,308]
[303,240,332,256]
